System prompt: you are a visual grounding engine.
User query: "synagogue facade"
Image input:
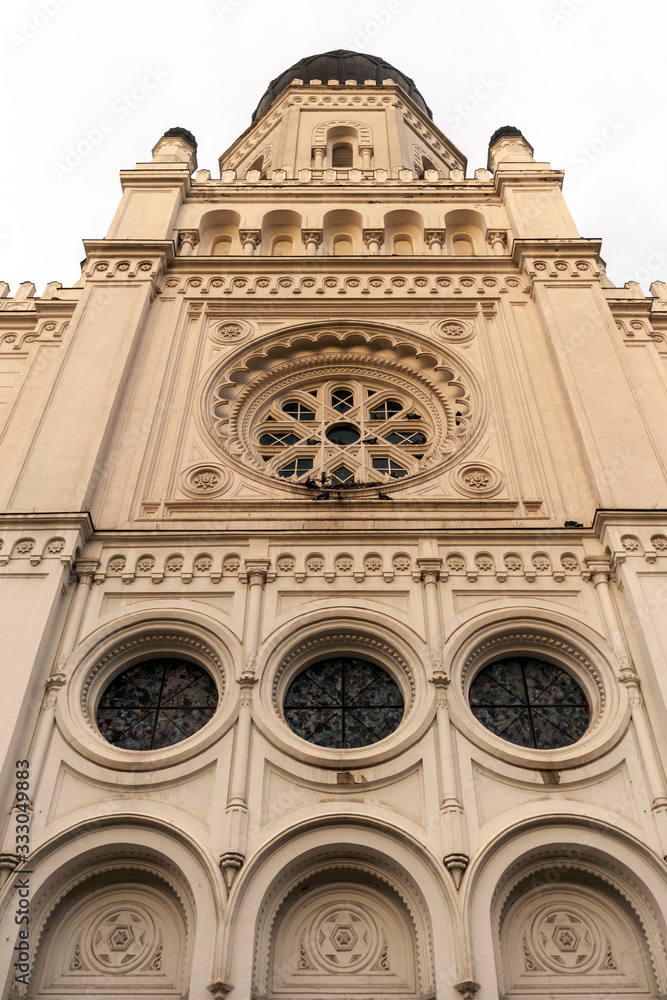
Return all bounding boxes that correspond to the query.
[1,49,667,999]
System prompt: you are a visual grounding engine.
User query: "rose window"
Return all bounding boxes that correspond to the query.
[97,657,219,750]
[284,656,404,748]
[468,655,590,749]
[253,380,434,486]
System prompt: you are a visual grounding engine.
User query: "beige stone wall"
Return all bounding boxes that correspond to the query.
[2,75,667,1000]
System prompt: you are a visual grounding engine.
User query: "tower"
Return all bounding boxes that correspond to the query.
[2,48,667,998]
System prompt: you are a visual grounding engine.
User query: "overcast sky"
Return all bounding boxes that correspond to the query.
[0,0,664,294]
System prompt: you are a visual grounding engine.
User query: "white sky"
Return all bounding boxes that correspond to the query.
[0,0,664,294]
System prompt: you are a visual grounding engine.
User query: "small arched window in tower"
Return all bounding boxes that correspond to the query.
[333,236,353,256]
[273,236,293,256]
[332,143,353,168]
[212,236,232,256]
[247,155,264,177]
[393,235,413,255]
[421,156,437,177]
[453,235,474,256]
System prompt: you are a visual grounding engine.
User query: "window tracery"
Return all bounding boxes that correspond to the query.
[254,381,433,486]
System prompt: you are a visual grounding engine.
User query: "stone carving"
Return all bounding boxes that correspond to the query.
[560,554,579,571]
[88,905,155,974]
[46,540,65,554]
[532,555,551,572]
[16,540,34,555]
[651,535,667,551]
[195,557,213,572]
[335,557,353,573]
[365,556,383,573]
[276,557,295,573]
[306,557,325,573]
[475,556,494,572]
[108,557,125,573]
[216,323,245,340]
[193,471,221,490]
[166,557,184,573]
[504,555,523,572]
[137,557,155,573]
[452,463,502,497]
[447,556,466,572]
[223,557,241,572]
[621,535,640,551]
[393,555,411,572]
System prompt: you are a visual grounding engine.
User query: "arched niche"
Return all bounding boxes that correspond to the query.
[323,209,363,255]
[262,209,303,256]
[245,838,441,1000]
[312,122,373,169]
[466,824,667,997]
[384,210,424,255]
[444,209,487,256]
[26,871,188,1000]
[198,209,242,256]
[496,862,664,997]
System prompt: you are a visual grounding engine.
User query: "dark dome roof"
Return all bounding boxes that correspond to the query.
[252,49,432,121]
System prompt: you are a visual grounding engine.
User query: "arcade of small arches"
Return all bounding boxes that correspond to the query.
[180,207,505,258]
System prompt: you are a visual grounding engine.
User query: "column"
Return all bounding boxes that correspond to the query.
[418,559,469,887]
[425,230,445,255]
[302,230,323,256]
[587,557,667,855]
[312,147,326,169]
[177,230,199,256]
[220,559,269,889]
[359,146,373,170]
[363,230,384,255]
[239,230,261,256]
[0,560,97,881]
[486,230,508,255]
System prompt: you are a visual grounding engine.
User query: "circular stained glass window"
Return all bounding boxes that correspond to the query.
[284,656,404,749]
[468,656,590,749]
[97,657,218,750]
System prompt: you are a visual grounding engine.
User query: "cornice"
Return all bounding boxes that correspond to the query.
[0,511,94,532]
[593,509,667,533]
[512,237,603,266]
[82,239,176,263]
[493,167,565,195]
[119,165,193,195]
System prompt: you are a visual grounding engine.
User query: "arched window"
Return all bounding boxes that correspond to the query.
[247,155,264,176]
[272,237,293,256]
[332,143,353,167]
[333,236,353,255]
[393,235,413,255]
[212,236,232,256]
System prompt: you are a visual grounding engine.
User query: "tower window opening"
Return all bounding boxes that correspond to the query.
[332,143,353,168]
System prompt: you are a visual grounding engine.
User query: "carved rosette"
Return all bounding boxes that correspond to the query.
[451,462,503,498]
[432,318,475,343]
[209,320,252,345]
[180,464,230,499]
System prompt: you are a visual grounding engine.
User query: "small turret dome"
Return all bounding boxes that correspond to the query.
[252,49,432,122]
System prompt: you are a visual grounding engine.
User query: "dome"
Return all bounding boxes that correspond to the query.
[252,49,432,122]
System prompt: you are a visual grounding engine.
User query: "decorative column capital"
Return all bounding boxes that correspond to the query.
[74,558,99,586]
[487,229,508,248]
[302,229,323,248]
[177,229,199,255]
[584,557,612,584]
[243,558,270,587]
[425,229,446,248]
[363,229,385,248]
[418,557,442,583]
[239,229,261,248]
